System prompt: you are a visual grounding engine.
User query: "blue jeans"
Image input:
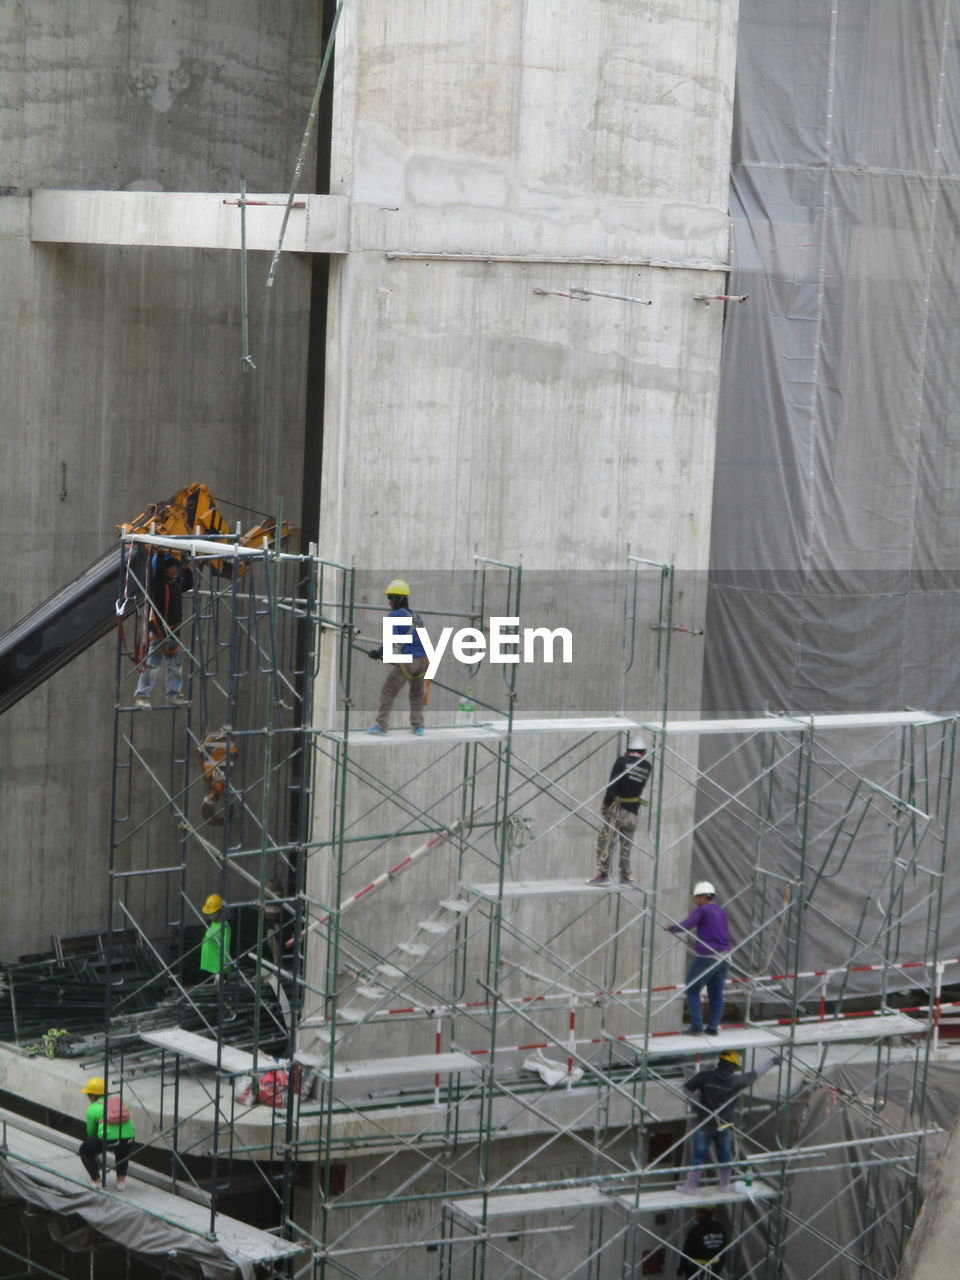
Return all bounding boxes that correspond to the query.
[691,1121,733,1172]
[685,955,728,1031]
[135,640,183,700]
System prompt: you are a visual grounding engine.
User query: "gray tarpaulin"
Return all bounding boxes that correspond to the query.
[0,1158,249,1280]
[700,0,960,982]
[734,1058,959,1279]
[0,1112,305,1280]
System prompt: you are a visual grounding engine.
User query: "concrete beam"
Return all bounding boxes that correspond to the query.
[29,189,349,253]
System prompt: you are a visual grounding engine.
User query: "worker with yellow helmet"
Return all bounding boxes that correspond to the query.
[678,1048,784,1193]
[78,1075,135,1190]
[199,892,232,976]
[366,578,429,736]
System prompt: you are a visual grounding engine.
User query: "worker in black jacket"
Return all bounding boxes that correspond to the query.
[677,1205,729,1277]
[678,1049,783,1192]
[587,734,652,885]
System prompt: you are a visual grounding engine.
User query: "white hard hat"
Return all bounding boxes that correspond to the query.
[628,734,647,751]
[693,881,716,897]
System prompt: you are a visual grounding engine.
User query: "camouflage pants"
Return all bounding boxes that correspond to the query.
[595,803,638,878]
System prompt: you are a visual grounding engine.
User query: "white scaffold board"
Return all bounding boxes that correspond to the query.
[616,1181,777,1212]
[332,1051,484,1082]
[618,1014,921,1060]
[449,1186,613,1225]
[322,724,504,745]
[141,1027,281,1076]
[486,717,643,734]
[466,879,641,900]
[648,711,944,736]
[0,1122,303,1275]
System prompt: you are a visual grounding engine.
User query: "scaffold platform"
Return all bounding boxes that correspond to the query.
[613,1013,921,1059]
[322,711,944,747]
[324,715,645,746]
[466,878,641,899]
[447,1179,777,1226]
[141,1026,284,1073]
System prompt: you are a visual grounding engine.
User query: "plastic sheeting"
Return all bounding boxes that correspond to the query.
[734,1058,959,1280]
[701,0,960,981]
[0,1158,249,1280]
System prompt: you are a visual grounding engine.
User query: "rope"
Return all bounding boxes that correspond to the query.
[266,0,348,290]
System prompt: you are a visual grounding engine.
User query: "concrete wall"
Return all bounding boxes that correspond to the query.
[306,0,738,960]
[0,2,320,960]
[320,0,737,571]
[300,2,740,1261]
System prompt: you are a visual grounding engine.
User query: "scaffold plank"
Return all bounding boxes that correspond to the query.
[487,717,643,734]
[615,1182,778,1212]
[140,1028,281,1075]
[647,711,944,735]
[466,879,639,899]
[324,724,504,744]
[448,1180,779,1226]
[332,1051,483,1082]
[324,711,946,745]
[449,1186,612,1224]
[619,1013,920,1059]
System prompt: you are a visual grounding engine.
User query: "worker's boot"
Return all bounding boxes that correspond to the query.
[718,1168,732,1190]
[677,1171,702,1194]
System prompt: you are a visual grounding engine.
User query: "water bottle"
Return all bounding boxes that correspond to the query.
[744,1164,753,1188]
[456,686,476,725]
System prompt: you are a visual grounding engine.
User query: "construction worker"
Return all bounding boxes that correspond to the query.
[676,1205,729,1277]
[586,734,652,885]
[678,1049,782,1193]
[134,552,193,709]
[666,882,730,1034]
[199,893,232,976]
[78,1076,134,1190]
[366,578,428,736]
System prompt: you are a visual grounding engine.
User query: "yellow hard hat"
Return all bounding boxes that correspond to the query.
[384,579,410,597]
[719,1049,741,1067]
[202,893,224,915]
[82,1077,105,1096]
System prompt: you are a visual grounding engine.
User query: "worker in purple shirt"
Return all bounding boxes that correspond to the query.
[666,881,731,1035]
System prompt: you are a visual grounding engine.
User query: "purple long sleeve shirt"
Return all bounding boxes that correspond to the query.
[667,902,730,956]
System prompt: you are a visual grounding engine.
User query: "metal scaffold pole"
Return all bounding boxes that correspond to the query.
[82,537,959,1280]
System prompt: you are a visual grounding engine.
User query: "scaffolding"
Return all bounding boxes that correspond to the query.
[2,531,954,1280]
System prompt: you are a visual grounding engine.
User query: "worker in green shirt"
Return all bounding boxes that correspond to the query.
[200,893,232,976]
[78,1076,134,1190]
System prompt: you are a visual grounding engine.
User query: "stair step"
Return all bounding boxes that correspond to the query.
[356,984,388,999]
[439,899,471,913]
[418,920,451,934]
[334,1007,366,1024]
[397,942,429,956]
[376,964,403,979]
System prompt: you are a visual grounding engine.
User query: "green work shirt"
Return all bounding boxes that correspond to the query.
[85,1098,135,1141]
[200,920,232,974]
